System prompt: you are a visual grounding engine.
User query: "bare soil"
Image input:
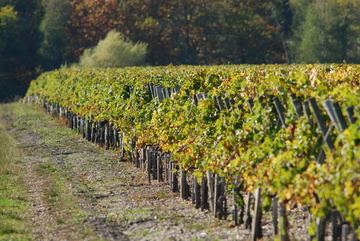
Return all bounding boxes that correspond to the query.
[0,103,314,240]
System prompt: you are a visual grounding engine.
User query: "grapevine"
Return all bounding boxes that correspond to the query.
[26,64,360,237]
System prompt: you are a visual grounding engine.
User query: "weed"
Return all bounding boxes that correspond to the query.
[38,161,59,173]
[157,191,165,199]
[56,219,66,224]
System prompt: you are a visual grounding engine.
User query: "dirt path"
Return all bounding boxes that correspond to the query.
[0,103,252,240]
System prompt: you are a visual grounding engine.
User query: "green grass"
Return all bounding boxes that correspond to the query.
[0,108,32,240]
[0,103,101,240]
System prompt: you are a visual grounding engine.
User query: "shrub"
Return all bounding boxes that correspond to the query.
[77,30,147,68]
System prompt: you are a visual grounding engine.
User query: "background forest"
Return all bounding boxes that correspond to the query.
[0,0,359,101]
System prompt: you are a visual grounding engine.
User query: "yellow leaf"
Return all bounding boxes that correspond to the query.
[284,189,292,200]
[345,180,354,196]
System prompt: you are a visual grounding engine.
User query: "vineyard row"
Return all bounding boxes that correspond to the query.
[24,65,360,240]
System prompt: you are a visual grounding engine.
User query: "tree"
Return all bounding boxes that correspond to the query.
[0,5,18,68]
[0,5,18,99]
[290,0,360,63]
[0,0,43,101]
[39,0,71,70]
[65,0,120,62]
[77,30,147,68]
[209,0,286,64]
[64,0,288,66]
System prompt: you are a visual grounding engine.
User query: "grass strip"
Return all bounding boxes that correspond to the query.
[0,104,32,240]
[0,103,101,240]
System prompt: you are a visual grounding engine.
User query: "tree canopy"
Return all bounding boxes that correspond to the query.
[0,0,43,101]
[0,0,359,101]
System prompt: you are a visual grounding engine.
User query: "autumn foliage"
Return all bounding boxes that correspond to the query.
[66,0,287,65]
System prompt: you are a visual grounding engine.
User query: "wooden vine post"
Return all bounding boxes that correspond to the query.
[244,193,252,230]
[201,173,208,211]
[330,208,342,241]
[251,188,262,241]
[218,177,227,220]
[180,168,190,199]
[278,202,290,241]
[232,175,243,226]
[213,174,219,217]
[170,161,179,192]
[146,148,152,184]
[156,152,162,182]
[272,197,278,237]
[206,170,215,214]
[192,174,201,209]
